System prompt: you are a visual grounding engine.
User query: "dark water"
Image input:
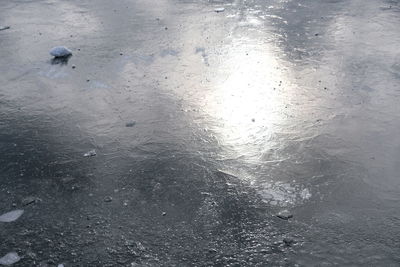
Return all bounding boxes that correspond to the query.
[1,0,400,266]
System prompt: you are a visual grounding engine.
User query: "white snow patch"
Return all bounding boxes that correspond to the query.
[258,181,311,207]
[0,252,20,265]
[0,210,24,223]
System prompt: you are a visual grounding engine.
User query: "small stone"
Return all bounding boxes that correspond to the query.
[22,196,41,206]
[276,210,293,220]
[104,196,113,202]
[72,65,76,69]
[214,7,225,12]
[49,46,72,58]
[62,176,75,184]
[0,26,11,31]
[162,212,167,216]
[283,238,295,246]
[125,121,136,127]
[120,52,123,55]
[83,150,96,157]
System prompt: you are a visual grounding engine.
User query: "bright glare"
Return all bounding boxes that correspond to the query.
[206,37,288,160]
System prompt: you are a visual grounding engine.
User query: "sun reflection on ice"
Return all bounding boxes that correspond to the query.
[203,36,313,206]
[206,37,289,160]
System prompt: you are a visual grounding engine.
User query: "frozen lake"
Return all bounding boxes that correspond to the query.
[1,0,400,265]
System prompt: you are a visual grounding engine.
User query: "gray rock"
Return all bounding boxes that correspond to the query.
[125,121,136,127]
[0,26,10,31]
[276,210,293,220]
[104,196,113,202]
[49,46,72,57]
[214,7,225,12]
[22,196,41,206]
